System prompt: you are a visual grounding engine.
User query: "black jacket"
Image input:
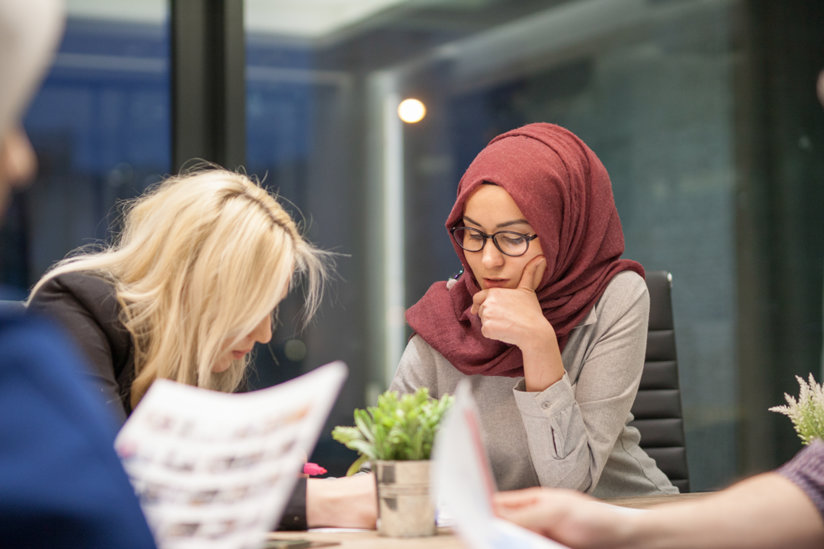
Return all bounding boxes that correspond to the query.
[28,271,308,530]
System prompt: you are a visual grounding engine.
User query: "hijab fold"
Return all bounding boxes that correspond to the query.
[406,123,643,377]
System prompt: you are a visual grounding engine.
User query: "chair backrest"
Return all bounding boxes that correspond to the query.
[629,270,690,492]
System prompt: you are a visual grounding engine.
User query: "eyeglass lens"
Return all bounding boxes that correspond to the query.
[452,227,531,257]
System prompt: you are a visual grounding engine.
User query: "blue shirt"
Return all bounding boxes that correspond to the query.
[0,307,157,548]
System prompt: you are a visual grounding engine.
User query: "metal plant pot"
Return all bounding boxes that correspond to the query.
[374,460,436,537]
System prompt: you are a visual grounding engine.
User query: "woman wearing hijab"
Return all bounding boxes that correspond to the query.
[489,71,824,549]
[390,122,676,496]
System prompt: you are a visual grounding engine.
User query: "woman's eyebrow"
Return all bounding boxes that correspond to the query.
[463,214,532,229]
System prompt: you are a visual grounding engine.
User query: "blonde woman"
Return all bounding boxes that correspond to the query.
[28,167,377,530]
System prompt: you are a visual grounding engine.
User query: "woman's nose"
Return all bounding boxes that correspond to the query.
[481,239,505,268]
[251,315,273,345]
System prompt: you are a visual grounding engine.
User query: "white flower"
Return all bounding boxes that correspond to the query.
[769,373,824,445]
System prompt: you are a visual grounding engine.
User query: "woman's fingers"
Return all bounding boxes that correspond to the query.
[470,289,488,315]
[517,255,547,292]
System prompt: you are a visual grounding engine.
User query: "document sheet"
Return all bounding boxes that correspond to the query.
[115,361,348,549]
[432,379,570,549]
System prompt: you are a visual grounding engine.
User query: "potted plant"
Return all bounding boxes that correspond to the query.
[332,387,454,537]
[769,373,824,445]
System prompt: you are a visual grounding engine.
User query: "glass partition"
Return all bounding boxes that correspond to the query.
[245,0,824,485]
[4,0,819,490]
[2,0,170,291]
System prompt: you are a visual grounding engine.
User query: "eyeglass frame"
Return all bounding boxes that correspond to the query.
[450,226,539,257]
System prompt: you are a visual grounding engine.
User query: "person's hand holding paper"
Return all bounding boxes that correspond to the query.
[432,380,569,549]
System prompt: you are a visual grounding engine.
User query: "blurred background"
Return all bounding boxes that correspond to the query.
[1,0,822,492]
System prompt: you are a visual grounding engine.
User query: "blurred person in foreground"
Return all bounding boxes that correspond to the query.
[493,71,824,549]
[0,0,157,546]
[495,439,823,549]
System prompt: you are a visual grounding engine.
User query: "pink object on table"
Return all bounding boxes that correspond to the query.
[303,462,327,476]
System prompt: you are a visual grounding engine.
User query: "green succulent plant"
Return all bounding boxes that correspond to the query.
[332,387,454,476]
[769,373,824,446]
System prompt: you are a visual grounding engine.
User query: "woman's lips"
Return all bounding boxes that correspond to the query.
[483,278,509,289]
[232,349,252,359]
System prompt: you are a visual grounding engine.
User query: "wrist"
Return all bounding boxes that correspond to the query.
[517,322,558,357]
[521,333,564,392]
[615,512,646,548]
[305,478,330,528]
[612,509,673,549]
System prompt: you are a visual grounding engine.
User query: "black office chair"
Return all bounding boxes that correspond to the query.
[629,270,690,492]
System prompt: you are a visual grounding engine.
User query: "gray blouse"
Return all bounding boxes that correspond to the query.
[390,271,677,497]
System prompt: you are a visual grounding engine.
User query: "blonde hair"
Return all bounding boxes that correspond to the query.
[29,167,331,408]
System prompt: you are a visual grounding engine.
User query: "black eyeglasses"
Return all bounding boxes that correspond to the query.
[450,226,538,257]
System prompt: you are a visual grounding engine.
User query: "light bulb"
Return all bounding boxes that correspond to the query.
[397,98,426,123]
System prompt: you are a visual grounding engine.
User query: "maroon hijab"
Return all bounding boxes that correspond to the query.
[406,123,643,377]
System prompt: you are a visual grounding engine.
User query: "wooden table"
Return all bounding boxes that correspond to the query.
[267,527,462,549]
[267,492,711,548]
[604,491,709,509]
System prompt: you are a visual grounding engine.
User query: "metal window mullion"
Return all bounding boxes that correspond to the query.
[171,0,245,171]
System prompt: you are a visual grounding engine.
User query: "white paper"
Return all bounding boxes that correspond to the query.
[115,361,348,549]
[432,380,569,549]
